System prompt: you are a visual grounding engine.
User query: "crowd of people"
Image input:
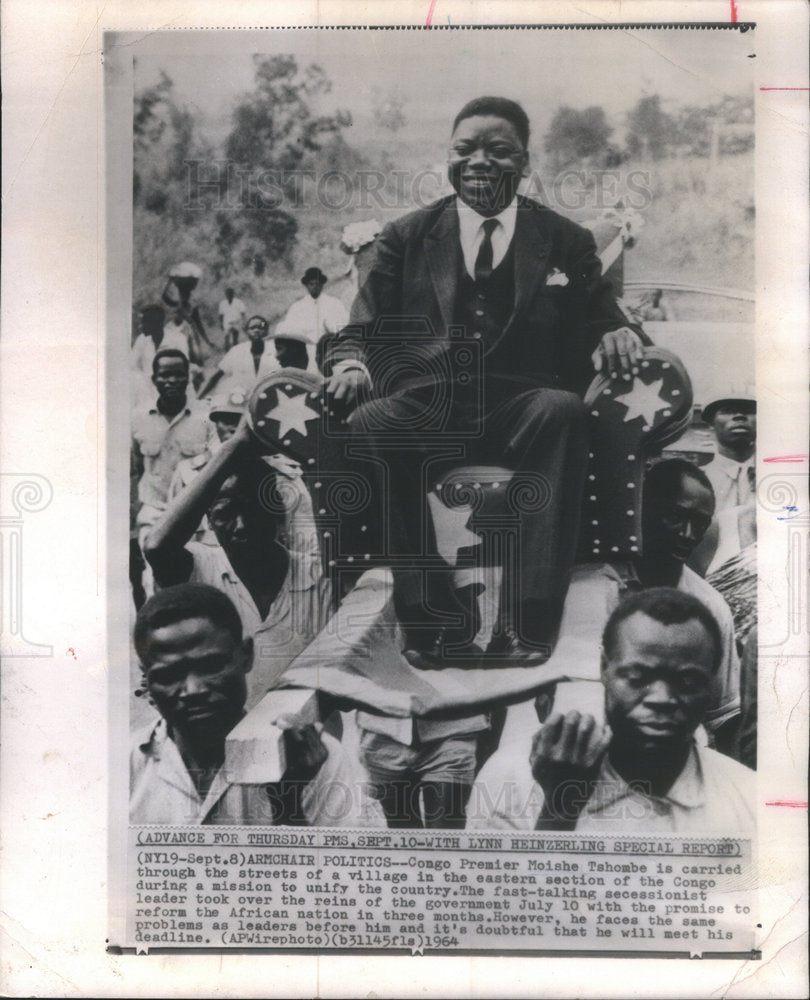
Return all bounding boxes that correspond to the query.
[130,96,757,831]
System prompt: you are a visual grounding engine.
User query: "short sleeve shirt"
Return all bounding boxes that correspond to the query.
[275,293,349,370]
[130,718,386,827]
[132,401,214,512]
[218,297,246,328]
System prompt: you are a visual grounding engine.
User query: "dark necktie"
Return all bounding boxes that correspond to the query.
[252,341,264,374]
[474,218,498,283]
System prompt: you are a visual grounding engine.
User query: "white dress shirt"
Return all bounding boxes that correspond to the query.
[276,292,349,345]
[703,452,755,511]
[275,292,349,372]
[456,197,518,278]
[332,199,518,385]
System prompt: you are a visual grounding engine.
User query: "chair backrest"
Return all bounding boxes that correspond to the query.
[418,347,693,569]
[245,348,693,579]
[577,346,693,562]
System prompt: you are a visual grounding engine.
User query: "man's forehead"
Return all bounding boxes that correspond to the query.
[674,476,714,509]
[451,114,524,144]
[155,358,186,373]
[146,615,236,654]
[610,612,714,663]
[650,472,712,509]
[716,403,755,416]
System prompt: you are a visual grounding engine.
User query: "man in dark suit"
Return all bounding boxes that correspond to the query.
[326,96,646,665]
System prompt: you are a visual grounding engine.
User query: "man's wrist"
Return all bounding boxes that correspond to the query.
[332,359,370,382]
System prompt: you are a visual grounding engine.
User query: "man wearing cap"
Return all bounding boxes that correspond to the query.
[143,402,331,710]
[275,267,349,372]
[199,315,280,400]
[701,394,756,512]
[688,393,757,582]
[466,459,743,822]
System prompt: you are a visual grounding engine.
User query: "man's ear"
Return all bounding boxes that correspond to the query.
[240,636,254,675]
[599,650,608,687]
[520,149,531,178]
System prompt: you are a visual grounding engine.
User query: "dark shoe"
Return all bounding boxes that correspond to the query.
[483,625,551,666]
[399,583,484,669]
[404,628,483,670]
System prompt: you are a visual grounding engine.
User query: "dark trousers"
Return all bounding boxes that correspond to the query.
[345,377,589,642]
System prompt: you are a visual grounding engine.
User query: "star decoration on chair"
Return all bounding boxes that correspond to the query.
[613,378,667,425]
[427,493,482,567]
[265,388,320,439]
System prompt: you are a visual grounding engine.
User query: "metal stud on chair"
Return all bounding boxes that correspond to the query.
[579,347,693,562]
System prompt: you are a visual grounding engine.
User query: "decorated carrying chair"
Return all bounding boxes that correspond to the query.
[222,214,695,783]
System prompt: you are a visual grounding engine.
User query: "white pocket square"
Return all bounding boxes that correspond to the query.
[546,268,569,287]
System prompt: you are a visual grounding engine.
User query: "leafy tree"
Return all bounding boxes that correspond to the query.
[131,56,365,337]
[223,55,350,263]
[673,105,713,157]
[626,95,673,161]
[544,106,613,170]
[372,87,406,132]
[132,71,221,308]
[673,95,754,157]
[133,70,203,213]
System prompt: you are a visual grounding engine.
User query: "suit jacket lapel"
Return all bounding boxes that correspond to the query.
[424,197,553,343]
[504,198,552,336]
[425,203,461,332]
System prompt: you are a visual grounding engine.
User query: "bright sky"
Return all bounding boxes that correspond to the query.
[131,26,755,150]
